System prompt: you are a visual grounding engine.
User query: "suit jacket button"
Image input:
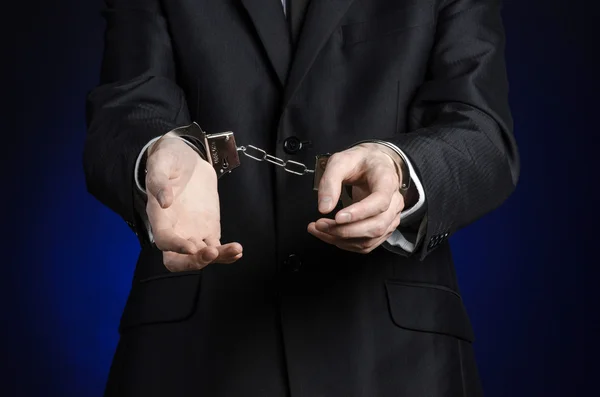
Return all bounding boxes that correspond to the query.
[285,254,302,272]
[283,136,302,154]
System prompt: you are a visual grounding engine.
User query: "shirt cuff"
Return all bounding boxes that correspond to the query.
[133,136,162,194]
[383,142,426,221]
[381,142,427,253]
[383,214,428,255]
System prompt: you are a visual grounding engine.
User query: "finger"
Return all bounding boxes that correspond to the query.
[308,222,379,253]
[146,152,176,208]
[218,252,244,264]
[187,236,204,250]
[321,193,403,239]
[317,151,362,214]
[194,242,243,266]
[308,223,393,254]
[195,245,220,266]
[203,238,243,264]
[163,251,208,272]
[317,212,395,239]
[307,222,342,246]
[159,237,240,271]
[335,171,399,224]
[152,228,197,255]
[213,243,244,264]
[340,226,396,253]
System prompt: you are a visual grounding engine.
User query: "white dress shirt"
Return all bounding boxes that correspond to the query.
[133,1,428,255]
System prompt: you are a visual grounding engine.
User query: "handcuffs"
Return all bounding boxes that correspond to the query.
[139,122,411,205]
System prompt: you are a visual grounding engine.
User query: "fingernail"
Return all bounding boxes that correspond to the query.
[339,212,352,223]
[319,197,332,211]
[157,190,166,207]
[317,222,329,232]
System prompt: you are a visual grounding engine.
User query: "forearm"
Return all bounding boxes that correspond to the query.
[83,0,190,232]
[84,76,191,222]
[394,108,517,221]
[384,0,519,258]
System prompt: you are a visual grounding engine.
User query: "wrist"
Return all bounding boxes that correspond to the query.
[357,142,405,187]
[136,131,209,196]
[352,140,412,206]
[379,147,419,209]
[380,151,404,188]
[150,134,208,162]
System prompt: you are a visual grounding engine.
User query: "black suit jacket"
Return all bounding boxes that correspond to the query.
[84,0,519,396]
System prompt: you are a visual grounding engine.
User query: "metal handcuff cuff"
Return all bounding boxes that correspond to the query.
[143,122,411,204]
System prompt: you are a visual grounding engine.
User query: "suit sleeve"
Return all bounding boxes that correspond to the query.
[386,0,520,260]
[83,0,191,241]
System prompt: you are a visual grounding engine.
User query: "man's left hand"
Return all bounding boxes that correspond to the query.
[307,143,405,254]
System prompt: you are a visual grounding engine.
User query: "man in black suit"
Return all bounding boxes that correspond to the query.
[84,0,519,395]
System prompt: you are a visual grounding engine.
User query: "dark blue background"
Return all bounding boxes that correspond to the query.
[4,0,598,396]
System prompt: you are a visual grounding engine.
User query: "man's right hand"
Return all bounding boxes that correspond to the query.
[145,134,243,272]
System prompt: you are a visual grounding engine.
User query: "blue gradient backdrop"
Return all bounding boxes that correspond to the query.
[4,0,598,396]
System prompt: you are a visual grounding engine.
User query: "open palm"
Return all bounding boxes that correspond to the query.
[145,136,243,271]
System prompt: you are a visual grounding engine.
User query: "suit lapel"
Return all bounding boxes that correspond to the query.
[283,0,356,107]
[239,0,292,86]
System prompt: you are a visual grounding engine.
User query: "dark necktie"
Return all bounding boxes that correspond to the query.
[288,0,311,45]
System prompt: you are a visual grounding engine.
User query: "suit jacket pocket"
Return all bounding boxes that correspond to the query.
[342,2,433,46]
[385,280,475,342]
[119,271,202,332]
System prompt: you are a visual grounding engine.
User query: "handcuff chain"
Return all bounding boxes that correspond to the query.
[237,145,315,175]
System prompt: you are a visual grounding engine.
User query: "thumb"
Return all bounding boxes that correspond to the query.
[317,151,360,214]
[146,155,175,209]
